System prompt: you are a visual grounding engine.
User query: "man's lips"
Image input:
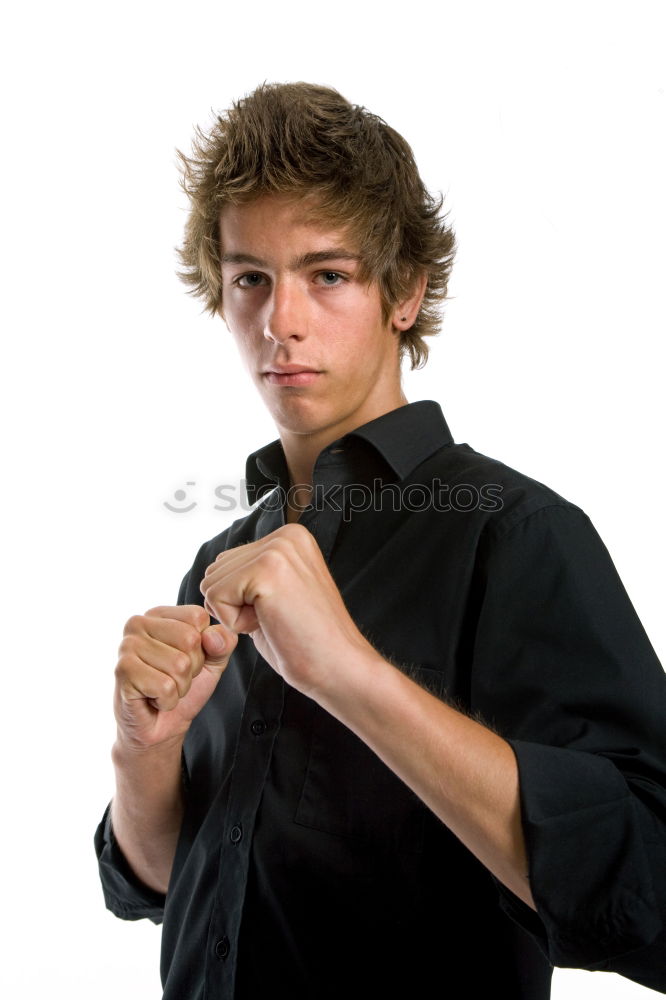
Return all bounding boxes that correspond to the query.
[262,365,322,387]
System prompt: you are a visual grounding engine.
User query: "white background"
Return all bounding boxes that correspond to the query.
[1,1,664,996]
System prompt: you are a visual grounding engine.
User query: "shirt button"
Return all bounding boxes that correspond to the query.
[215,936,230,961]
[230,824,243,844]
[250,719,266,736]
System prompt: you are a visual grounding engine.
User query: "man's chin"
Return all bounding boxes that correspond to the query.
[260,390,328,428]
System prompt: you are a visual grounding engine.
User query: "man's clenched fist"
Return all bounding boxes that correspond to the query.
[200,523,379,701]
[114,605,238,751]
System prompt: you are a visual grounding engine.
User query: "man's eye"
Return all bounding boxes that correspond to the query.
[236,273,266,287]
[317,271,345,286]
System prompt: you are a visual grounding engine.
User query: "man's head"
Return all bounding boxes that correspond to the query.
[177,82,456,369]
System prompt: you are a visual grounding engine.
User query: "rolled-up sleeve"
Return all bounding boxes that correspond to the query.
[94,802,166,924]
[470,503,666,990]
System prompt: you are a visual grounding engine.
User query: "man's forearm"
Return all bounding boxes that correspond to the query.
[111,735,185,895]
[318,652,537,911]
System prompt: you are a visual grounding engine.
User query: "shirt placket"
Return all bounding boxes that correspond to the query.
[299,450,348,562]
[204,651,285,996]
[203,502,286,996]
[203,455,348,997]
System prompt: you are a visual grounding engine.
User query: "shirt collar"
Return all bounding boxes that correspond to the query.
[244,400,454,505]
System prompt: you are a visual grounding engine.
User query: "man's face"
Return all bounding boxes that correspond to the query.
[219,194,406,444]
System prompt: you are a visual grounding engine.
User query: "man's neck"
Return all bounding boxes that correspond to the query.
[278,393,409,522]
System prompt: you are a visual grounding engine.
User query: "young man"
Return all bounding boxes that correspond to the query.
[96,83,666,998]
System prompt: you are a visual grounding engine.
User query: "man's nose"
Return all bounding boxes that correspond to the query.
[263,280,305,344]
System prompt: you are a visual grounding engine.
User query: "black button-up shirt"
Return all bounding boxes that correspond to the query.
[96,401,666,998]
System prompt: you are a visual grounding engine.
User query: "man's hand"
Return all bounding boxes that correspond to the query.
[200,523,376,699]
[114,604,238,751]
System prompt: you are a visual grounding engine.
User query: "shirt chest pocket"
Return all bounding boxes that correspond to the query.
[294,703,427,856]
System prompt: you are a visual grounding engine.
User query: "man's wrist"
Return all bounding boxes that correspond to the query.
[112,730,186,769]
[313,642,397,725]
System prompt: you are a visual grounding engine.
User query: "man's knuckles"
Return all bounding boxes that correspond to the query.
[275,522,314,543]
[208,523,316,569]
[204,537,304,593]
[122,612,205,651]
[123,613,148,636]
[148,672,180,709]
[116,635,201,694]
[177,623,204,653]
[142,604,209,629]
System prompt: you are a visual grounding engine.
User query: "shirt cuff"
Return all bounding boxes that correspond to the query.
[500,739,663,971]
[94,802,166,924]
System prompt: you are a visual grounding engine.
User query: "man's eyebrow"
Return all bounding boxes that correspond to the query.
[292,250,361,269]
[221,252,268,267]
[221,249,361,270]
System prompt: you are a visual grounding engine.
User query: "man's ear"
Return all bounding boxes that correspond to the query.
[391,272,428,331]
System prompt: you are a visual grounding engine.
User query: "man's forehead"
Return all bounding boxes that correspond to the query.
[219,194,361,267]
[219,193,355,243]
